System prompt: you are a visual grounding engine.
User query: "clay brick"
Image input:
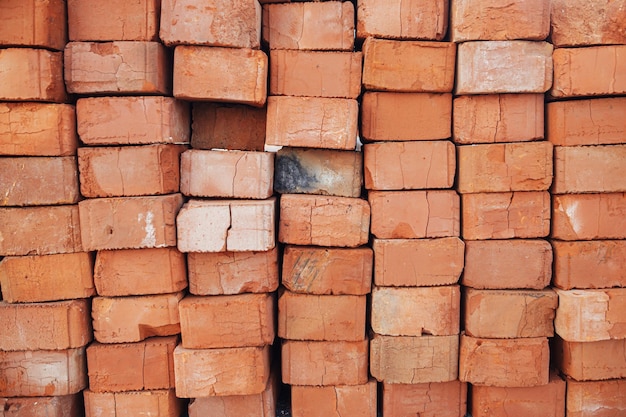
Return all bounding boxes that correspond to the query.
[566,378,626,417]
[373,237,464,287]
[0,157,79,206]
[181,149,273,199]
[459,335,550,387]
[282,245,372,295]
[188,249,279,295]
[0,48,66,102]
[370,334,459,383]
[364,141,456,190]
[361,92,452,141]
[0,394,82,417]
[64,41,169,95]
[265,96,358,150]
[282,340,369,386]
[552,46,626,97]
[382,380,468,417]
[291,380,377,417]
[456,41,553,94]
[362,39,456,92]
[76,96,190,146]
[551,0,626,47]
[453,94,544,144]
[92,292,183,344]
[463,239,552,289]
[0,348,86,397]
[369,190,460,239]
[554,145,626,194]
[462,191,551,240]
[174,344,271,397]
[94,248,187,297]
[553,337,626,381]
[278,290,366,341]
[84,389,182,417]
[274,147,362,197]
[79,194,183,251]
[552,193,626,240]
[173,45,267,106]
[177,198,275,252]
[0,0,66,50]
[279,194,370,247]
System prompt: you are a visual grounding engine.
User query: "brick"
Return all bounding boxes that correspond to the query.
[279,194,370,247]
[552,46,626,97]
[373,237,464,287]
[68,0,159,41]
[173,45,267,106]
[92,292,183,343]
[552,193,626,240]
[382,380,467,417]
[370,334,459,383]
[282,245,372,295]
[372,286,460,336]
[177,198,275,252]
[554,145,626,194]
[64,41,169,95]
[462,239,552,289]
[364,141,456,190]
[362,38,456,92]
[566,379,626,417]
[453,94,544,144]
[264,2,354,51]
[181,149,273,199]
[291,380,377,417]
[94,247,187,297]
[0,48,66,102]
[462,191,551,240]
[265,96,358,150]
[361,92,452,142]
[174,345,271,397]
[0,348,86,397]
[76,96,190,146]
[456,41,553,94]
[553,337,626,381]
[551,0,626,47]
[278,290,366,341]
[0,394,82,417]
[459,335,550,387]
[188,249,279,295]
[0,157,79,206]
[274,147,362,197]
[79,194,183,251]
[0,0,66,50]
[0,205,82,256]
[84,389,183,417]
[282,340,369,386]
[369,190,460,239]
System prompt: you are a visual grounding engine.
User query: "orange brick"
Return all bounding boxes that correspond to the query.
[278,290,366,341]
[459,335,550,387]
[362,38,456,92]
[0,48,66,102]
[291,380,377,417]
[373,237,464,287]
[64,41,169,95]
[265,96,358,150]
[0,0,66,50]
[279,194,370,247]
[553,337,626,381]
[369,190,460,239]
[462,191,551,240]
[370,334,459,383]
[0,394,82,417]
[382,380,468,417]
[552,193,626,240]
[92,292,183,344]
[456,41,553,94]
[566,378,626,417]
[94,248,187,296]
[84,389,183,417]
[551,0,626,47]
[554,145,626,194]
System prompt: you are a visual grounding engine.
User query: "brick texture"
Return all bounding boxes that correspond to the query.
[552,193,626,240]
[0,0,67,50]
[0,48,66,102]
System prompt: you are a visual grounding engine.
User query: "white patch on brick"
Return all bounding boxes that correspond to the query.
[139,211,156,247]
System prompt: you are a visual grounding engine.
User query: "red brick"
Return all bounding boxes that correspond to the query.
[566,378,626,417]
[462,191,551,240]
[282,245,372,295]
[361,92,452,141]
[188,249,279,295]
[177,198,276,252]
[84,389,183,417]
[552,193,626,240]
[0,48,66,102]
[0,0,66,50]
[92,292,183,343]
[266,96,358,150]
[456,41,553,94]
[64,41,169,95]
[76,96,190,146]
[551,0,626,47]
[0,394,82,417]
[553,337,626,381]
[173,45,267,106]
[369,190,460,239]
[94,247,187,296]
[554,145,626,194]
[291,380,377,417]
[362,39,456,92]
[459,335,550,387]
[373,237,464,287]
[453,94,544,144]
[462,239,552,289]
[382,380,467,417]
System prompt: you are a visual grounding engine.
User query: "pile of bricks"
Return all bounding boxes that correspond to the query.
[0,0,625,416]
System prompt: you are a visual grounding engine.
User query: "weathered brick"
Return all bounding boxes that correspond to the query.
[551,0,626,47]
[84,389,182,417]
[553,337,626,381]
[382,380,467,417]
[0,0,66,50]
[0,48,66,102]
[0,394,82,417]
[566,378,626,417]
[554,145,626,193]
[291,380,377,417]
[552,193,626,240]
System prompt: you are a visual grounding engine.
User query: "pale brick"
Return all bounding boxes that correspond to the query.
[552,193,626,240]
[554,145,626,193]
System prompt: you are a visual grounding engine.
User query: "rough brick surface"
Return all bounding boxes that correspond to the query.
[566,379,626,417]
[552,193,626,240]
[0,394,83,417]
[554,145,626,193]
[0,48,66,102]
[291,380,377,417]
[382,380,467,417]
[550,0,626,47]
[0,0,66,50]
[553,337,626,381]
[84,389,182,417]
